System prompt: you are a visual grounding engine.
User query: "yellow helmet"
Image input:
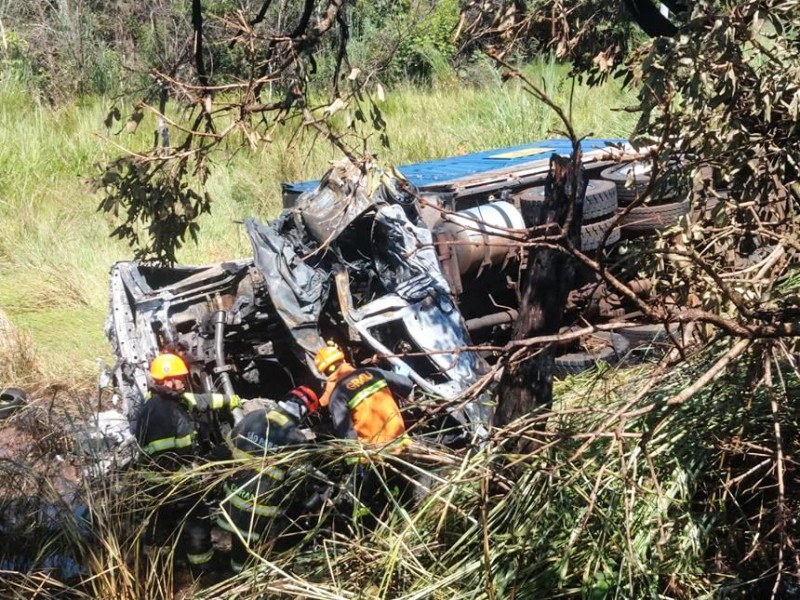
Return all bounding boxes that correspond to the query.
[314,344,345,374]
[150,353,189,381]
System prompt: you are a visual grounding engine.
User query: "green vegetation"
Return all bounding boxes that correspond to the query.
[8,338,797,598]
[0,60,636,388]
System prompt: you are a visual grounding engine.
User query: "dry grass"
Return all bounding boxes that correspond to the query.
[0,308,42,387]
[0,340,798,599]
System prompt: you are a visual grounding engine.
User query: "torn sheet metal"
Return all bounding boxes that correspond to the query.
[372,204,451,301]
[296,158,378,243]
[245,215,330,357]
[298,159,418,244]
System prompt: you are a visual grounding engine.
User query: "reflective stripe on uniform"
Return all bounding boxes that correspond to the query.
[143,433,193,455]
[215,515,262,541]
[231,493,282,517]
[184,392,231,410]
[388,434,412,454]
[348,379,388,409]
[187,548,214,565]
[266,410,289,426]
[264,466,285,481]
[224,484,282,517]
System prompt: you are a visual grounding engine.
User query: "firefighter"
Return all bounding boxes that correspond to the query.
[217,386,325,573]
[314,343,412,445]
[136,352,242,571]
[314,343,415,529]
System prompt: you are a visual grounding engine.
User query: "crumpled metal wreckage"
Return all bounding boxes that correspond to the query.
[104,139,639,444]
[0,159,497,584]
[104,158,500,447]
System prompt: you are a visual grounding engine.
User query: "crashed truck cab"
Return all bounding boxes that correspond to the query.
[105,138,632,444]
[105,161,494,444]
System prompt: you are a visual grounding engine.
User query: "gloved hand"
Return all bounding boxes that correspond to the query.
[208,443,233,461]
[229,394,242,409]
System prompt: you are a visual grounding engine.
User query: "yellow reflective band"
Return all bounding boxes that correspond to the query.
[232,447,254,460]
[215,516,262,541]
[264,466,285,481]
[183,393,198,407]
[143,434,192,455]
[388,434,412,454]
[224,483,283,516]
[348,379,388,409]
[212,394,225,409]
[266,410,288,426]
[226,490,282,517]
[245,499,281,517]
[187,549,214,565]
[143,437,176,454]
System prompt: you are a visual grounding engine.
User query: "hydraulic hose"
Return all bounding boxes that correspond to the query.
[214,310,243,424]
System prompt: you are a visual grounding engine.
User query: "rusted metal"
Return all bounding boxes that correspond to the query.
[466,309,519,332]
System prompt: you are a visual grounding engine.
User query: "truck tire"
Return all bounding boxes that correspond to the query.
[518,179,618,222]
[620,323,681,349]
[0,387,27,420]
[581,217,620,251]
[600,162,677,205]
[518,184,620,251]
[691,190,726,219]
[554,332,630,376]
[619,200,690,233]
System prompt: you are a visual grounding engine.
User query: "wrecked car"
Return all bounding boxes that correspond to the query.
[105,138,645,444]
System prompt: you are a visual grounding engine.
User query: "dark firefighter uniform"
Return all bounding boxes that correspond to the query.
[136,388,241,568]
[319,363,413,445]
[217,388,321,573]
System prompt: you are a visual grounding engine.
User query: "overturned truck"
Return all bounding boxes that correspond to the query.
[106,139,658,444]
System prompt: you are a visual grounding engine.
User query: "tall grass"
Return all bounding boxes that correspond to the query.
[2,340,791,599]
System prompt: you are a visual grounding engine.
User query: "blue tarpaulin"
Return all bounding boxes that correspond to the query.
[283,138,626,196]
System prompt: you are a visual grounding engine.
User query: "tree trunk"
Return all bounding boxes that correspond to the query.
[495,153,585,428]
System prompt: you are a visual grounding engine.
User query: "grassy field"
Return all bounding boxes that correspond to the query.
[0,60,637,389]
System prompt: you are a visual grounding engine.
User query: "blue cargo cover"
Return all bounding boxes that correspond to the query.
[283,138,626,196]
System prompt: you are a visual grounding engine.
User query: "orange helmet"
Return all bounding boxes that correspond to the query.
[149,353,189,381]
[314,344,344,374]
